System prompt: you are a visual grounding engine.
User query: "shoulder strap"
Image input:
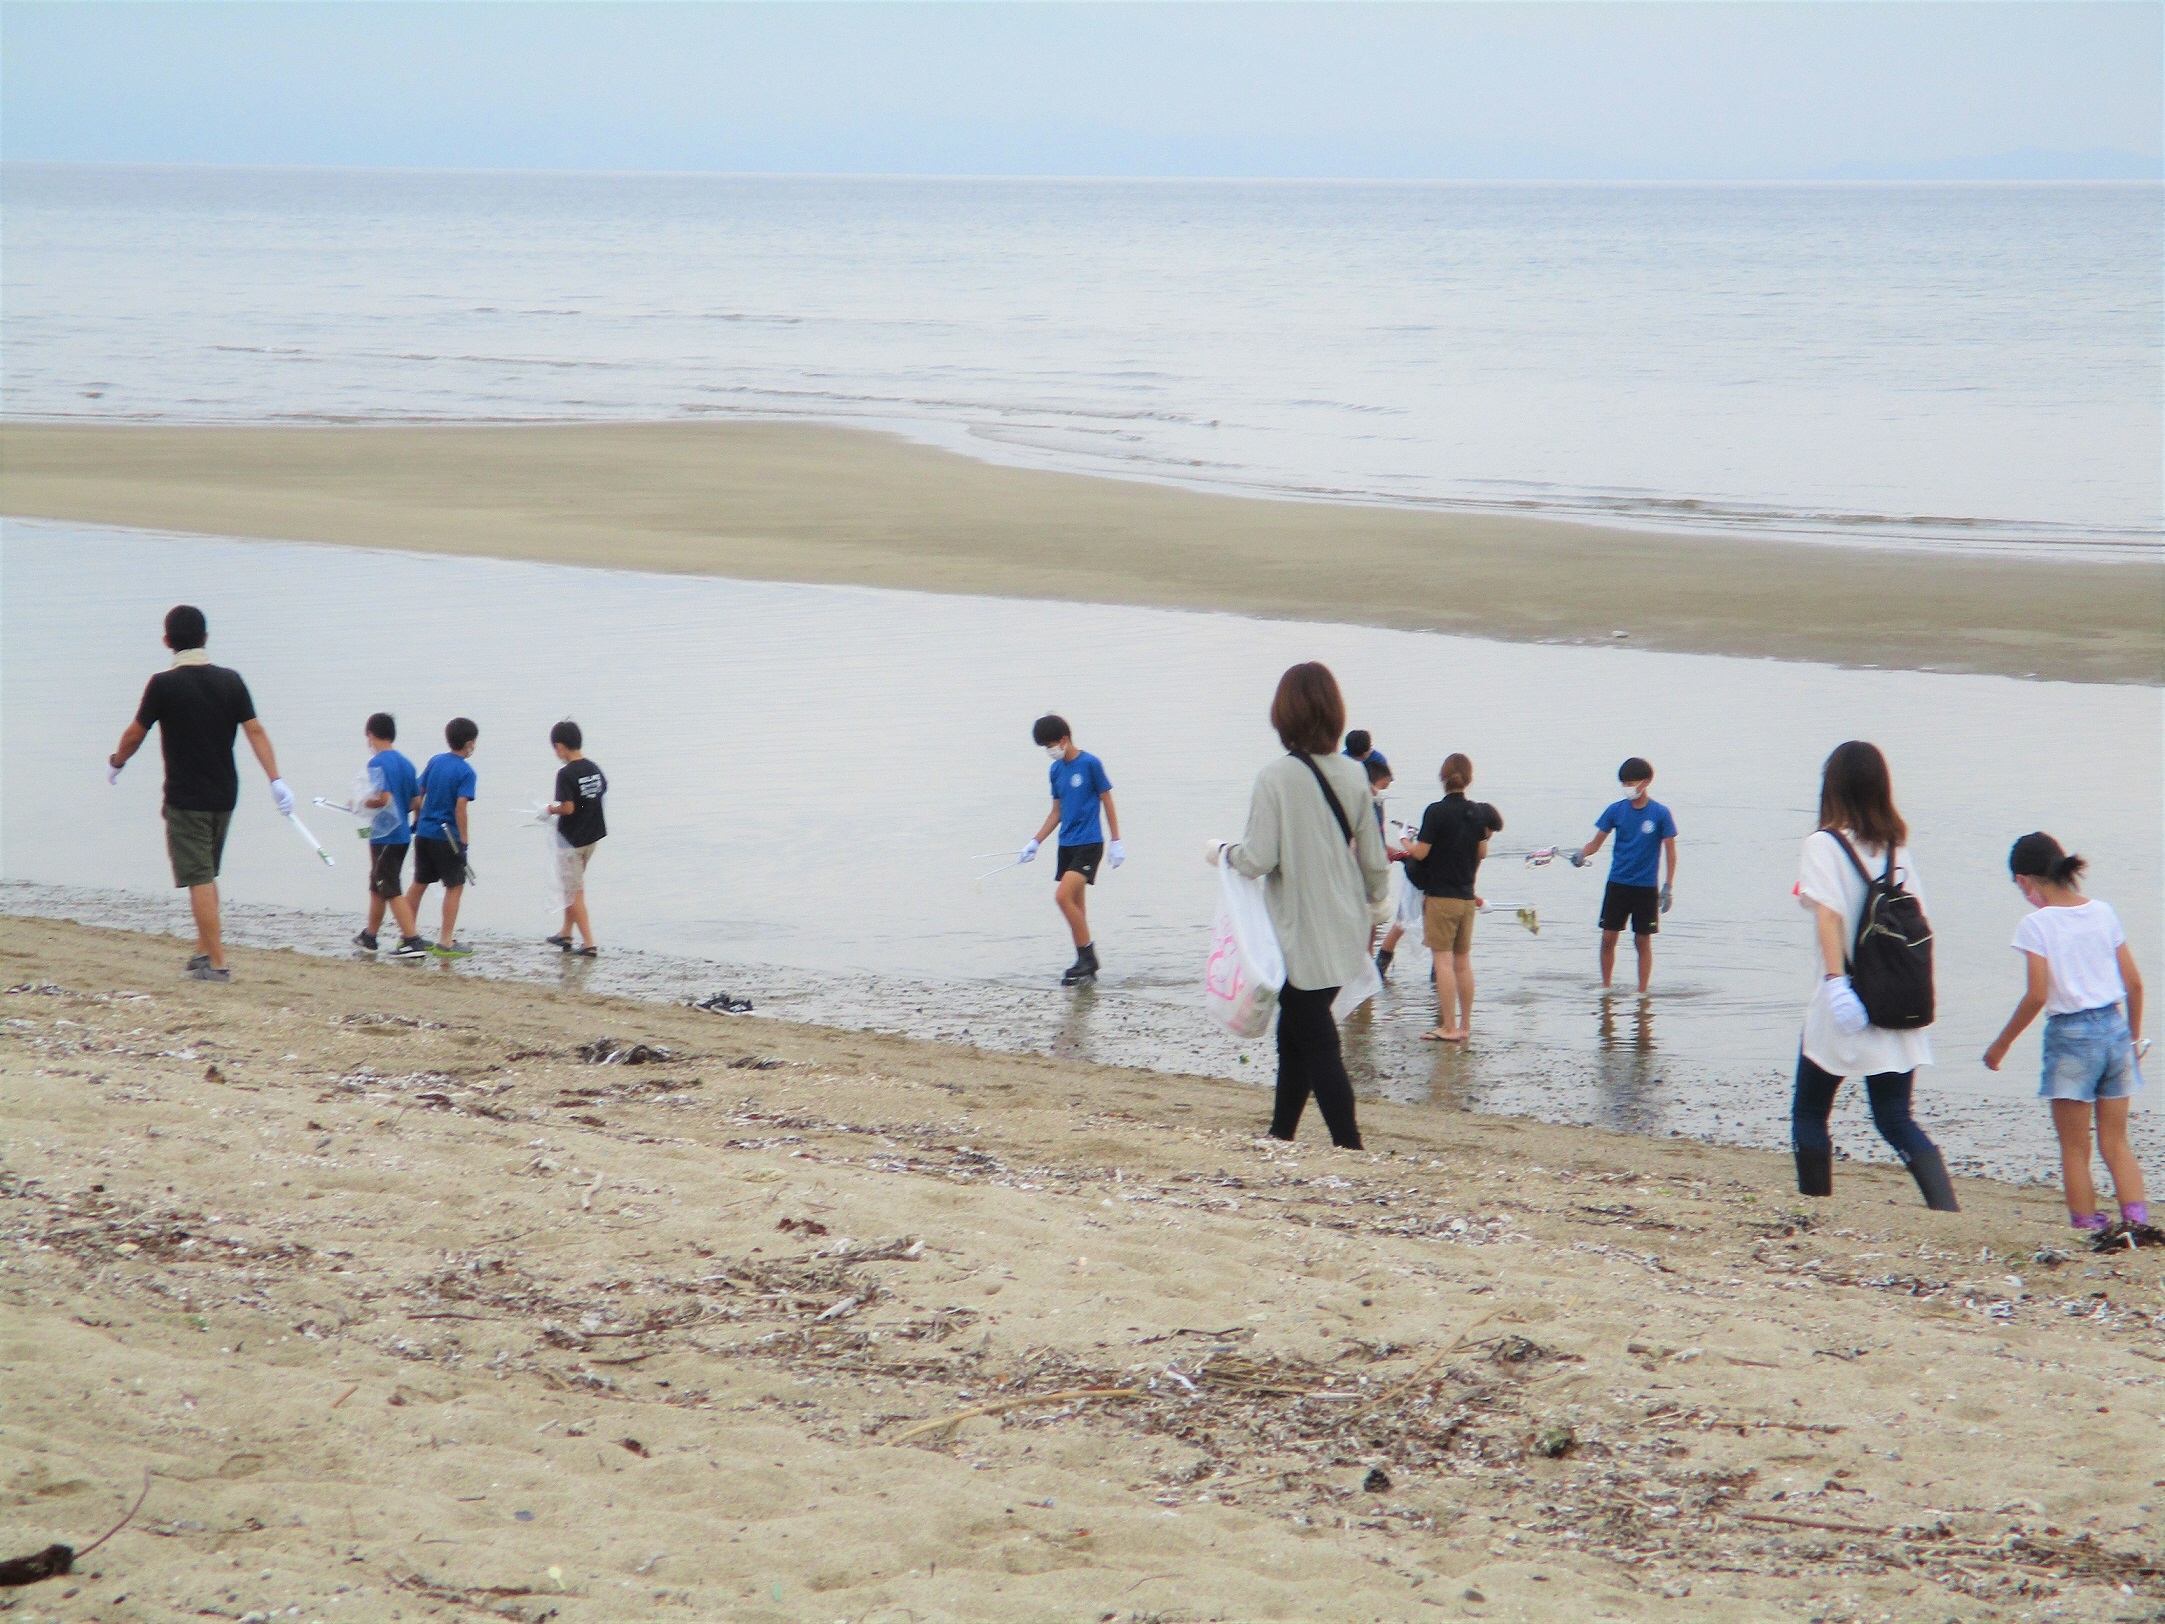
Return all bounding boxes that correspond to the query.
[1290,752,1356,845]
[1826,830,1877,887]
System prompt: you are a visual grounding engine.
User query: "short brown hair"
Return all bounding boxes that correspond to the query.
[1440,753,1473,793]
[1818,740,1907,850]
[1269,662,1345,755]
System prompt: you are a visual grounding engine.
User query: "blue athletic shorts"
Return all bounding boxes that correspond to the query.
[2039,1005,2138,1103]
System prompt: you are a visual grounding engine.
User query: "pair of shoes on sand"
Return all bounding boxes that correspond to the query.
[546,934,598,957]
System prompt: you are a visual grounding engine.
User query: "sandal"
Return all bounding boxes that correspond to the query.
[545,934,573,950]
[569,945,598,957]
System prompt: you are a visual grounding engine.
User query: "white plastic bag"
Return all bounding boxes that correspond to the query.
[1205,861,1284,1040]
[1333,952,1382,1021]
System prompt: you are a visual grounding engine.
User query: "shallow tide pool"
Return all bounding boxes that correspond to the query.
[5,519,2158,1182]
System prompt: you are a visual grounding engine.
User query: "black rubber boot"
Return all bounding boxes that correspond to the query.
[1794,1147,1833,1198]
[1060,943,1099,987]
[1907,1147,1960,1212]
[1375,948,1394,978]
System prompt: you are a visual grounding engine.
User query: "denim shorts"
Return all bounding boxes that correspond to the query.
[2039,1005,2138,1102]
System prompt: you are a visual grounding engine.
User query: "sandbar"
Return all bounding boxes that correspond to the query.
[4,420,2159,684]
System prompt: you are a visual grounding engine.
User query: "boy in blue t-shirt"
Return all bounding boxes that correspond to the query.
[1573,756,1679,993]
[404,717,479,959]
[1020,714,1122,985]
[352,712,428,960]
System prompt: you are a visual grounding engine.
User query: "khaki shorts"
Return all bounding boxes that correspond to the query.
[1423,895,1477,955]
[164,806,232,888]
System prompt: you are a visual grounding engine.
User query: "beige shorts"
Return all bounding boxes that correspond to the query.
[1423,896,1477,955]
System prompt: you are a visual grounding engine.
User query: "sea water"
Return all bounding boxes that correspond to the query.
[4,521,2159,1182]
[4,165,2160,556]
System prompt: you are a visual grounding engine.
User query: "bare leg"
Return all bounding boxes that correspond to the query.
[1380,922,1405,953]
[2094,1097,2147,1210]
[438,884,464,947]
[1056,872,1090,947]
[1635,933,1655,994]
[388,891,418,938]
[366,893,389,935]
[188,882,226,970]
[2051,1099,2099,1219]
[1427,951,1464,1041]
[563,891,595,947]
[1451,952,1475,1038]
[1599,929,1621,988]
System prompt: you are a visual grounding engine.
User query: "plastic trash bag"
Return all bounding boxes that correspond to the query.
[1332,951,1382,1021]
[1205,861,1284,1040]
[357,765,405,844]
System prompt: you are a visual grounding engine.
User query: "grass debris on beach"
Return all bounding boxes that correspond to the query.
[3,916,2160,1620]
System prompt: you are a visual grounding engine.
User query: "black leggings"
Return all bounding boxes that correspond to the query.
[1790,1052,1939,1166]
[1272,984,1362,1149]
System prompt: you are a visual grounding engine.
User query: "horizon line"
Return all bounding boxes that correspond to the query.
[8,158,2162,185]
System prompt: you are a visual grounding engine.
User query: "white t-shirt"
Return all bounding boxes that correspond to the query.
[1794,829,1934,1076]
[2012,899,2127,1015]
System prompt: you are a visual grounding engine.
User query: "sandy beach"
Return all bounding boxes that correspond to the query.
[3,915,2160,1621]
[4,422,2158,685]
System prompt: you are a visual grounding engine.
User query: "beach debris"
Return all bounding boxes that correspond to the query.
[1524,846,1558,867]
[1532,1420,1577,1459]
[619,1437,650,1457]
[0,1470,151,1588]
[889,1386,1144,1446]
[575,1038,673,1065]
[1516,907,1540,934]
[778,1217,830,1236]
[692,993,754,1015]
[1361,1467,1392,1492]
[2030,1245,2070,1266]
[730,1055,786,1069]
[2090,1220,2164,1252]
[204,1063,227,1085]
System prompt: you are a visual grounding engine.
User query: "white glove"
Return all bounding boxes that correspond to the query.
[1825,975,1869,1034]
[1204,839,1228,868]
[106,760,124,786]
[1568,849,1589,868]
[1020,838,1040,864]
[270,778,295,816]
[1659,883,1673,915]
[1108,839,1126,868]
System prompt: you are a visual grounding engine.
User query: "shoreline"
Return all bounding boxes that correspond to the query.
[3,913,2160,1621]
[5,420,2160,684]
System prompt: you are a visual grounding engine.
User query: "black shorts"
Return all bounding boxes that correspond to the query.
[368,841,409,899]
[1600,881,1659,936]
[1055,843,1103,885]
[412,836,467,889]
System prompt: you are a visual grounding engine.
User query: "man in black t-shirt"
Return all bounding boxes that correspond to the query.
[1397,752,1504,1043]
[108,605,293,983]
[544,720,608,956]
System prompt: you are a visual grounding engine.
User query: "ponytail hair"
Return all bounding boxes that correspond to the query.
[2009,831,2088,888]
[1440,752,1473,793]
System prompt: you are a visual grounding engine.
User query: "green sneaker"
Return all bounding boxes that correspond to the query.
[428,941,474,959]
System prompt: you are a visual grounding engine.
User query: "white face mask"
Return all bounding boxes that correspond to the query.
[1045,744,1066,759]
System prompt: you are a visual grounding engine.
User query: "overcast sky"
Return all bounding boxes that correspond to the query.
[5,2,2159,180]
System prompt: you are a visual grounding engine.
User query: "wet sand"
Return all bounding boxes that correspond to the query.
[4,421,2158,684]
[4,915,2160,1621]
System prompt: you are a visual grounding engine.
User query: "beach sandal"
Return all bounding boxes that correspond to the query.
[569,945,598,957]
[545,934,574,950]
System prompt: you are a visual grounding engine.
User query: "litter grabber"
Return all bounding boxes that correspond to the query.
[284,809,335,866]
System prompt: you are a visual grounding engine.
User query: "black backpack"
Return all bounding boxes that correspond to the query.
[1830,832,1935,1030]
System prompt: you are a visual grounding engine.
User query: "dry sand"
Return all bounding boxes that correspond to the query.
[4,915,2161,1622]
[4,421,2159,685]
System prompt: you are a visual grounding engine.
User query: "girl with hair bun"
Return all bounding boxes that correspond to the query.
[1984,832,2149,1234]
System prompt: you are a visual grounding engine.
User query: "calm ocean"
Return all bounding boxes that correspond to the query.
[4,164,2159,555]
